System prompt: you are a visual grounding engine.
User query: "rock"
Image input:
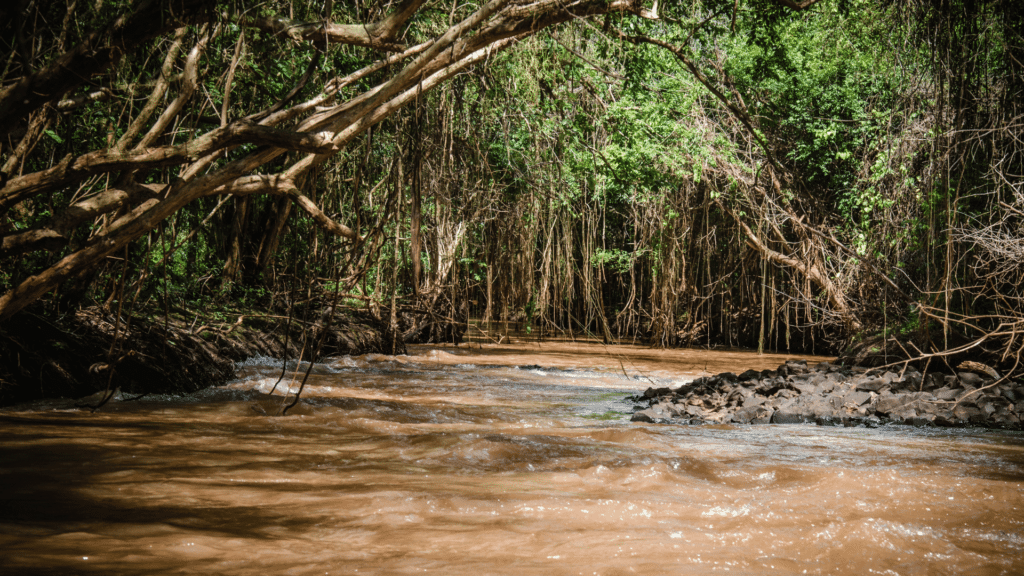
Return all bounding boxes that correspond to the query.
[631,409,658,423]
[844,391,873,407]
[784,360,809,375]
[643,386,672,399]
[958,372,985,387]
[923,373,945,389]
[772,410,811,424]
[738,369,761,382]
[875,394,910,416]
[902,372,923,390]
[731,406,758,424]
[750,407,774,424]
[855,377,888,392]
[628,358,1021,430]
[953,404,986,424]
[742,395,767,408]
[791,381,818,395]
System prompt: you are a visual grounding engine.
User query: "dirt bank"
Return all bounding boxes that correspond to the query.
[631,359,1024,430]
[0,305,397,406]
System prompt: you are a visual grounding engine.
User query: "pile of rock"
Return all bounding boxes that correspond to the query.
[630,359,1023,429]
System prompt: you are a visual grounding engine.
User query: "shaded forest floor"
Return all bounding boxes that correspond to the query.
[0,304,395,407]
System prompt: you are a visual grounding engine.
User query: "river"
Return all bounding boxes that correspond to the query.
[1,343,1022,575]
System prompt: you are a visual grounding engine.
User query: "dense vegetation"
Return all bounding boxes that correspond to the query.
[1,0,1021,377]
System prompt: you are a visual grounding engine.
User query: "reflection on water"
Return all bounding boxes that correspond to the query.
[1,343,1022,575]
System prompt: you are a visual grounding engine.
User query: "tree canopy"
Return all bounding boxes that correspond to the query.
[1,0,1021,370]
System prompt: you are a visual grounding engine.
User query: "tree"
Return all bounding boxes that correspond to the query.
[0,0,661,322]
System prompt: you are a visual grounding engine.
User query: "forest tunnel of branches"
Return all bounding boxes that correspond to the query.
[1,0,1022,383]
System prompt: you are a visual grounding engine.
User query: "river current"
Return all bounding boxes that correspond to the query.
[1,343,1022,575]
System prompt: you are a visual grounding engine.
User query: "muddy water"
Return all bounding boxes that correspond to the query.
[1,343,1023,576]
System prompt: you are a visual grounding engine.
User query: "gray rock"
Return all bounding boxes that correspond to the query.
[875,394,911,416]
[738,369,761,381]
[953,404,986,424]
[631,409,658,423]
[731,406,759,424]
[684,404,705,418]
[643,386,672,399]
[924,373,946,389]
[742,395,767,408]
[958,372,985,387]
[772,410,812,424]
[750,408,774,424]
[784,360,809,375]
[791,381,818,395]
[901,372,923,390]
[845,391,873,407]
[856,377,888,392]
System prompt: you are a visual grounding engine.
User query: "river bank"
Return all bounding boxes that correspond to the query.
[631,359,1024,430]
[0,305,395,406]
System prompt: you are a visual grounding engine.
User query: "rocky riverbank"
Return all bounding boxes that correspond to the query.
[631,359,1024,430]
[0,305,396,406]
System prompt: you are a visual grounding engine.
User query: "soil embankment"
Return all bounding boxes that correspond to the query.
[632,359,1024,430]
[0,306,395,406]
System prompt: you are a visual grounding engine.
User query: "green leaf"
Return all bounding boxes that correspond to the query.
[45,130,63,144]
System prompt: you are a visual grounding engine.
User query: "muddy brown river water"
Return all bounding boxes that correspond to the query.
[1,343,1022,575]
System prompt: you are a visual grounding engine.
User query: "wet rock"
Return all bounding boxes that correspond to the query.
[643,386,672,399]
[738,369,761,382]
[628,358,1020,430]
[934,414,965,427]
[631,409,658,423]
[772,410,812,424]
[953,404,987,424]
